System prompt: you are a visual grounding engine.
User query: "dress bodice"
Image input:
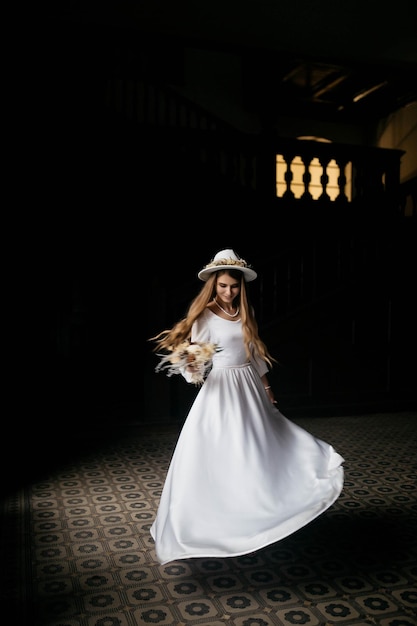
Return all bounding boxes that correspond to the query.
[189,308,268,378]
[191,308,249,367]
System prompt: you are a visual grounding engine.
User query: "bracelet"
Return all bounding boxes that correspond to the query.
[264,386,271,390]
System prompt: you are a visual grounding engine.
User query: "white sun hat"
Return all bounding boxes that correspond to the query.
[198,249,257,282]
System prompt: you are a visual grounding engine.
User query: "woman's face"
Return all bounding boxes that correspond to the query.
[215,271,241,304]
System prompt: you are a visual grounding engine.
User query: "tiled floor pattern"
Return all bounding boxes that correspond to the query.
[5,412,417,625]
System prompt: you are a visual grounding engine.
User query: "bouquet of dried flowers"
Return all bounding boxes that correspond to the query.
[155,340,222,385]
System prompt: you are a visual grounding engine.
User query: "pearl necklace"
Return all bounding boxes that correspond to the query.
[214,297,240,318]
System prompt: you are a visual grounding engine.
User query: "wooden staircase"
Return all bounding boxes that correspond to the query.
[41,76,416,422]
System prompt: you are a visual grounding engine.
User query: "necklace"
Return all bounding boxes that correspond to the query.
[214,297,240,318]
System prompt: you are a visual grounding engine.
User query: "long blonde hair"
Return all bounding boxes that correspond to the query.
[150,270,276,368]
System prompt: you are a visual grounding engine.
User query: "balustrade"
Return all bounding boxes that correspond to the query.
[105,78,406,214]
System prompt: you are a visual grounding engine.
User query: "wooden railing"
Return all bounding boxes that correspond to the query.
[109,78,415,413]
[105,79,408,215]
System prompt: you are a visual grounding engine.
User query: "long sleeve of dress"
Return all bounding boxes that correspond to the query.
[180,315,212,384]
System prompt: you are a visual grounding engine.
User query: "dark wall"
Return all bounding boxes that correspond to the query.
[20,16,416,438]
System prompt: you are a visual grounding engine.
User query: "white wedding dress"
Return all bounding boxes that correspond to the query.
[150,308,344,565]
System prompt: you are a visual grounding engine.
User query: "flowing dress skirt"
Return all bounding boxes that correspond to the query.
[150,362,344,565]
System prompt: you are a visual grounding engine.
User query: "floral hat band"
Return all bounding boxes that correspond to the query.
[198,248,257,282]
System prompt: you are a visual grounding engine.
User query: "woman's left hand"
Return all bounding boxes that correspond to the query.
[265,387,277,404]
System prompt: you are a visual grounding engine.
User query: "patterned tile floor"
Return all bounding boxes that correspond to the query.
[2,412,417,626]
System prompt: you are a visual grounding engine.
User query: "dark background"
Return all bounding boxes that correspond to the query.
[16,2,417,441]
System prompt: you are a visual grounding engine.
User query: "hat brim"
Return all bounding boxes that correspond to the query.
[198,265,257,282]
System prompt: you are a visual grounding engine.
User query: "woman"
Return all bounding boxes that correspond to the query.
[150,248,344,565]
